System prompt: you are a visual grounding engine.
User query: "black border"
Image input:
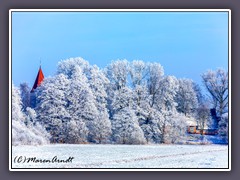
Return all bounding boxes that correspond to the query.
[1,0,240,179]
[10,9,230,171]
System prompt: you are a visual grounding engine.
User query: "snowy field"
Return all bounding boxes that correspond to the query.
[12,144,228,169]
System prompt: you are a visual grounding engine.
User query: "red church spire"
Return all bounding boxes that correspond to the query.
[31,66,44,92]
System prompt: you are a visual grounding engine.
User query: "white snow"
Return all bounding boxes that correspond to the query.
[12,144,228,169]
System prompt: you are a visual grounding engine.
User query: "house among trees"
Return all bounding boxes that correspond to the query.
[187,125,218,135]
[187,109,219,135]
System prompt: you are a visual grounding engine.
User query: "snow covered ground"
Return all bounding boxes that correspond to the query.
[11,144,228,169]
[186,134,228,144]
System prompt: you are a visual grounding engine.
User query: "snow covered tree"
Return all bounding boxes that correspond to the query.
[155,76,179,112]
[58,58,112,143]
[35,74,71,143]
[66,65,104,143]
[12,120,50,146]
[130,62,181,144]
[88,65,112,143]
[147,62,164,107]
[175,79,198,116]
[57,57,90,78]
[12,83,49,146]
[105,60,130,119]
[105,59,129,90]
[19,82,31,111]
[218,112,228,143]
[25,107,51,144]
[25,107,37,125]
[130,60,150,116]
[163,112,187,144]
[193,82,205,106]
[57,57,113,143]
[105,60,151,144]
[132,85,150,120]
[12,83,25,122]
[110,86,137,142]
[131,84,163,143]
[111,107,146,144]
[140,109,164,143]
[65,120,89,144]
[201,68,228,118]
[129,61,163,143]
[112,87,133,112]
[130,60,149,88]
[146,76,180,143]
[36,66,97,144]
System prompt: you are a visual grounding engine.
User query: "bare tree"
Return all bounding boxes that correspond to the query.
[201,68,228,118]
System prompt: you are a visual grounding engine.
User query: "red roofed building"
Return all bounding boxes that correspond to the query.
[30,66,44,108]
[31,66,44,92]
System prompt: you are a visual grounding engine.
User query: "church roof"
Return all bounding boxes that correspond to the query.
[31,66,44,92]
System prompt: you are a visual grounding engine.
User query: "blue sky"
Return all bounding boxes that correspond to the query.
[12,11,229,89]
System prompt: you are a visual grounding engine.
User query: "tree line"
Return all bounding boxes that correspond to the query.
[12,57,229,145]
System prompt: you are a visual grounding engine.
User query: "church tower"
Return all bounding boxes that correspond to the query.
[31,66,44,93]
[30,66,44,107]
